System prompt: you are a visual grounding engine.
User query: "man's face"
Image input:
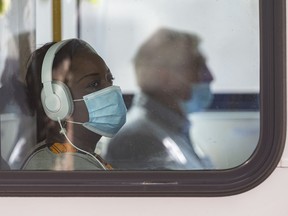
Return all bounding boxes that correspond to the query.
[163,54,213,101]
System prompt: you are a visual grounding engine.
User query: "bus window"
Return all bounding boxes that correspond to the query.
[79,0,260,169]
[0,0,285,196]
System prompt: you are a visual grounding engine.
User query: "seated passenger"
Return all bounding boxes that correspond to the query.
[22,39,127,170]
[104,28,214,170]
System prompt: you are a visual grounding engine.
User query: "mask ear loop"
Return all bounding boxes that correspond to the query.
[57,117,108,170]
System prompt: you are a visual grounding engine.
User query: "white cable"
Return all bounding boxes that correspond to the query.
[57,118,107,170]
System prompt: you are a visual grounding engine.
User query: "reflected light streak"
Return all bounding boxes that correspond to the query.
[8,137,25,165]
[162,137,187,164]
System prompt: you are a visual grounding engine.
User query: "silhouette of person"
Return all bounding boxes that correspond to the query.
[105,28,214,170]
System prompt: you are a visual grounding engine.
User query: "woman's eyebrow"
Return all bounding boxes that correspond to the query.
[77,73,100,82]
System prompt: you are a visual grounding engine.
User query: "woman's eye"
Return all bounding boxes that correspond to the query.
[88,80,100,89]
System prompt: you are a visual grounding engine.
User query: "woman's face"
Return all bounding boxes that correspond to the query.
[67,49,114,123]
[51,47,114,149]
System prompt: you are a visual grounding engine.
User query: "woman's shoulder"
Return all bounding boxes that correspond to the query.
[22,144,103,170]
[21,145,56,170]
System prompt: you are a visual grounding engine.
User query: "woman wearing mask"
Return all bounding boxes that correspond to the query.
[22,39,127,170]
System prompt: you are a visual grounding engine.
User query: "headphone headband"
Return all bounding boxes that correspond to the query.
[41,39,72,96]
[41,39,74,121]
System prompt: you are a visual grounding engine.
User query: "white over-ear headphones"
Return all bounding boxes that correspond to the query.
[41,39,74,121]
[41,40,109,170]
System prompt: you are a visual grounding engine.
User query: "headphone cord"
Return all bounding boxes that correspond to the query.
[57,118,108,170]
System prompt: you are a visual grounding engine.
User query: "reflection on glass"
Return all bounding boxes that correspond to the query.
[85,0,260,169]
[0,0,259,170]
[104,28,215,170]
[0,0,36,170]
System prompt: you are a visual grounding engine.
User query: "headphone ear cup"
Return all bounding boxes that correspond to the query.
[41,81,74,121]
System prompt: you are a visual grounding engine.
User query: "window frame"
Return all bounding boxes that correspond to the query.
[0,0,286,197]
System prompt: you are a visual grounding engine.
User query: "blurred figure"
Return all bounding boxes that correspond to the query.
[105,28,214,170]
[22,39,127,170]
[0,38,34,169]
[0,0,36,169]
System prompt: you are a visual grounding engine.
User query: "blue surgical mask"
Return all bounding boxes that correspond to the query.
[71,86,127,137]
[181,83,213,113]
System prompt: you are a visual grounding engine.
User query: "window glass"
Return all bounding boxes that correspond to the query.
[0,0,286,198]
[80,0,260,169]
[0,0,35,170]
[0,0,259,171]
